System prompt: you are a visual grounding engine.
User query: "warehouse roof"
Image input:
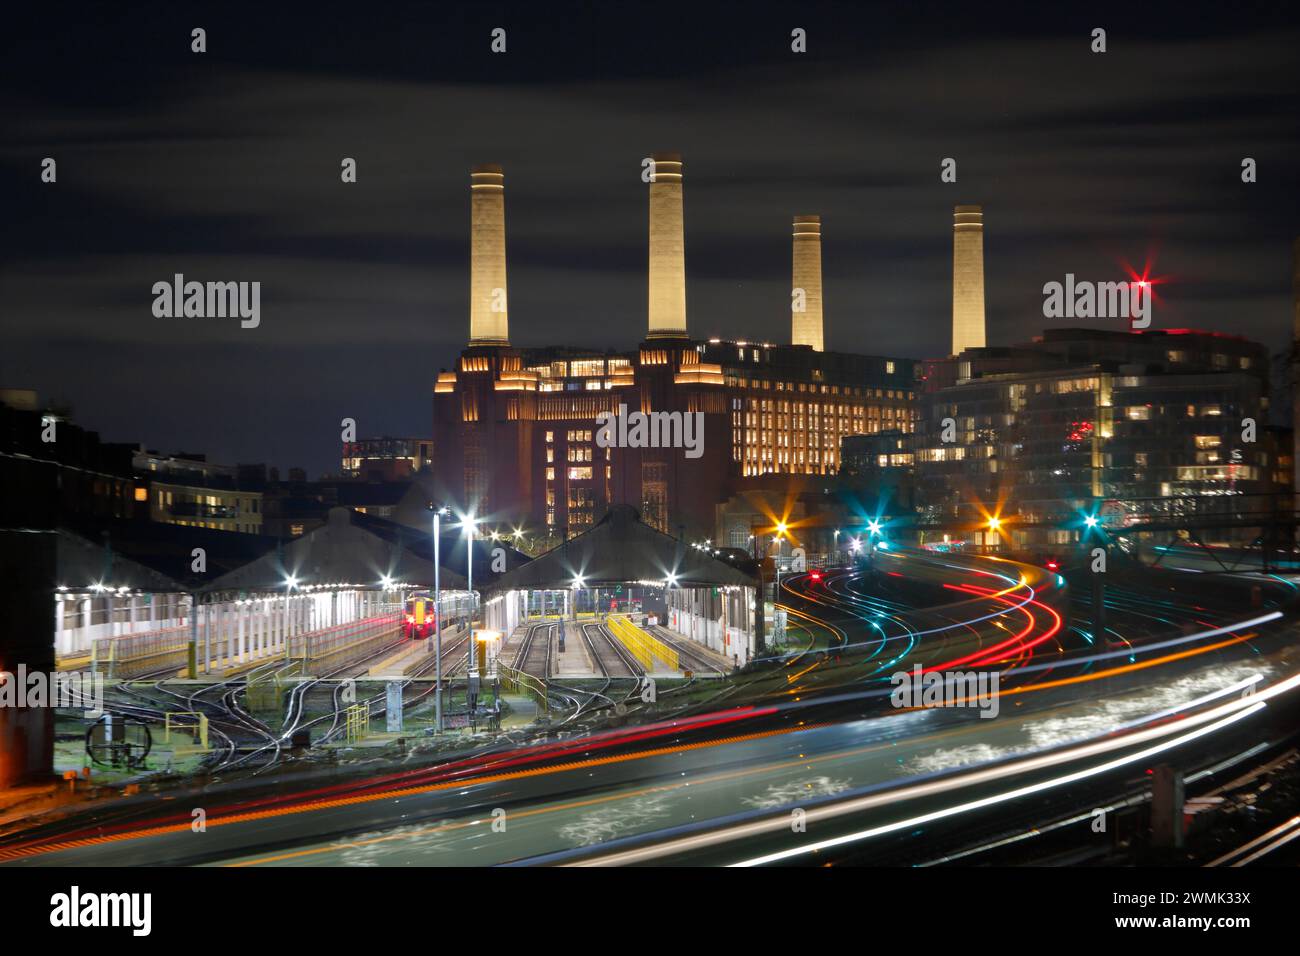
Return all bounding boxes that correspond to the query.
[487,505,757,592]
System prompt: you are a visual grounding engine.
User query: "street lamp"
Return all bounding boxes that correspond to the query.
[460,512,480,681]
[429,504,450,733]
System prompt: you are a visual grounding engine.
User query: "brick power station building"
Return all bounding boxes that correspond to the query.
[431,156,917,540]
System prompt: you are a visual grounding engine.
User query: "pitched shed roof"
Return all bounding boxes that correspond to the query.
[203,507,467,594]
[488,505,757,592]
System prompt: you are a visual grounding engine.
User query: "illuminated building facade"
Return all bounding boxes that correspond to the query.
[133,452,264,535]
[433,340,916,540]
[431,156,916,540]
[341,436,432,480]
[913,327,1282,550]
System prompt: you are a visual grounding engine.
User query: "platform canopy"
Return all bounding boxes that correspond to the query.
[487,505,758,592]
[49,529,186,593]
[203,507,466,594]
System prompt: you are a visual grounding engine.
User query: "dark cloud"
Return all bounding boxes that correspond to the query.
[2,0,1298,475]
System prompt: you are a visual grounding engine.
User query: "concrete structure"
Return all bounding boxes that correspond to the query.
[647,153,688,339]
[470,165,509,346]
[791,215,824,351]
[951,204,986,355]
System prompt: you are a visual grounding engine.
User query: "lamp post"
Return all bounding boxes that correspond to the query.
[773,522,787,599]
[430,505,449,733]
[462,514,478,678]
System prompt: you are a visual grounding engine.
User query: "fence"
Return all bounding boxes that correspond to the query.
[92,624,191,678]
[607,614,679,672]
[289,611,403,671]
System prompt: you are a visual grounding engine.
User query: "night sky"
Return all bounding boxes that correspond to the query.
[3,1,1298,477]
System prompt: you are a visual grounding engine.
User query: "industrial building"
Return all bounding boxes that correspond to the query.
[431,155,918,541]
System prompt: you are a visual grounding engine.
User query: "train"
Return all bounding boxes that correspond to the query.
[403,592,474,639]
[404,595,435,639]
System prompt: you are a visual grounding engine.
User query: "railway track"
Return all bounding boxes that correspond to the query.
[515,621,555,679]
[648,624,725,675]
[580,621,642,678]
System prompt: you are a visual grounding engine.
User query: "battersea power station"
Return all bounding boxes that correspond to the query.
[431,155,920,541]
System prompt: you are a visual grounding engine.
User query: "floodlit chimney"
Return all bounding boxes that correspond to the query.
[791,215,824,351]
[469,164,509,346]
[952,204,986,355]
[647,152,688,339]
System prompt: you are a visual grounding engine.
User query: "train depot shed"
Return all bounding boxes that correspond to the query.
[484,505,761,679]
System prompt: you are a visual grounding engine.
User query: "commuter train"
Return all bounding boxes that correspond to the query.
[404,596,435,639]
[403,592,473,639]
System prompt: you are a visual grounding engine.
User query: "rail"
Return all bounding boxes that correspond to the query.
[498,661,550,715]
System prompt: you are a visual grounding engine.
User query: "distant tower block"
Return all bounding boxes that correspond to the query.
[791,215,824,351]
[647,152,688,339]
[951,204,986,355]
[469,164,509,346]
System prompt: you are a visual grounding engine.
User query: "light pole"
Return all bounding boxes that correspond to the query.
[430,505,449,733]
[461,513,479,676]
